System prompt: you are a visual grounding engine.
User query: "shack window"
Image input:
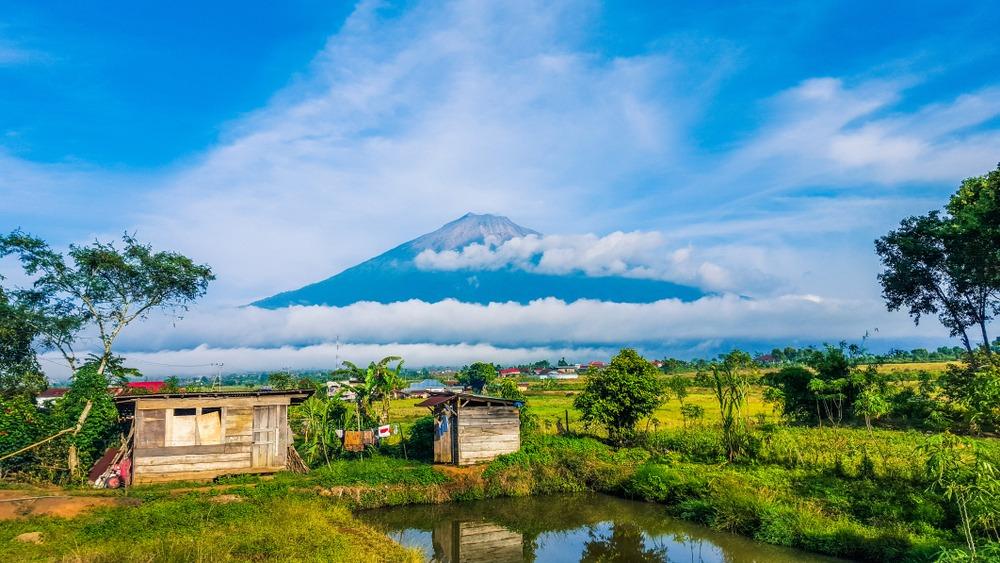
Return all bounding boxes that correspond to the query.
[198,407,223,445]
[165,407,224,447]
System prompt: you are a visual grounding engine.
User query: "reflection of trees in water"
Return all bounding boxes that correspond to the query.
[580,523,668,562]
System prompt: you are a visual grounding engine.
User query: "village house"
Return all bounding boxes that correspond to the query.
[110,389,312,484]
[325,380,358,401]
[35,387,68,407]
[498,367,521,377]
[416,392,521,465]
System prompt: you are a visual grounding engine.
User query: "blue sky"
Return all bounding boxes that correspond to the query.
[1,0,999,375]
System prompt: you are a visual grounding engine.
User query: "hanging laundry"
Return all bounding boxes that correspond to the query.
[377,424,391,438]
[361,430,377,446]
[343,431,364,451]
[335,429,344,438]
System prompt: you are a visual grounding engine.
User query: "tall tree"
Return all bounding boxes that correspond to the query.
[876,164,1000,356]
[0,232,215,374]
[945,164,1000,354]
[876,213,977,353]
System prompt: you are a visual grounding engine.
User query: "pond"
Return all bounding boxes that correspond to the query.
[357,494,850,563]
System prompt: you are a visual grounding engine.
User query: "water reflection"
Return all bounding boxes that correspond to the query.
[358,494,849,563]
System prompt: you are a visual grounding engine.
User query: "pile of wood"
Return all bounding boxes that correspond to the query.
[286,445,309,474]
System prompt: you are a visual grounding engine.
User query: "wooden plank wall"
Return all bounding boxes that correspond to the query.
[132,399,289,484]
[456,406,520,465]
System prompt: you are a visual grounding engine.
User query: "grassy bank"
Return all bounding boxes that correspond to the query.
[3,426,994,561]
[1,489,421,562]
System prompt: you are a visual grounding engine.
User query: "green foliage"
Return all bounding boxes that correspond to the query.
[573,348,664,445]
[306,455,446,487]
[291,395,348,466]
[162,376,180,393]
[0,287,46,398]
[459,361,497,393]
[664,374,689,405]
[0,395,59,475]
[920,432,1000,559]
[710,350,758,461]
[485,377,525,401]
[403,415,435,462]
[679,403,705,427]
[267,371,295,390]
[334,356,405,426]
[54,361,121,471]
[937,353,1000,434]
[765,342,892,428]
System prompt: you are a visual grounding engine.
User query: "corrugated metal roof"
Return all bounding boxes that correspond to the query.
[414,392,520,408]
[113,389,314,404]
[414,394,453,407]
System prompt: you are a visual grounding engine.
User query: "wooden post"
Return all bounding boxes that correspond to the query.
[565,410,570,434]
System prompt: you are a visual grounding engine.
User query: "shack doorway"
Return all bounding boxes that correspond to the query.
[433,413,457,464]
[252,405,280,468]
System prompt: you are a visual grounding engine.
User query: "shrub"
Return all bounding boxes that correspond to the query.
[404,415,435,462]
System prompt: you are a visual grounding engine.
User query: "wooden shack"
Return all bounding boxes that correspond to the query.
[416,393,521,465]
[114,389,312,484]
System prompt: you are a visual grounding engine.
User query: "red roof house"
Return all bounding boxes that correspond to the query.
[126,381,166,394]
[499,368,521,377]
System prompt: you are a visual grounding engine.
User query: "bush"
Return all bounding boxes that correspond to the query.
[404,415,435,462]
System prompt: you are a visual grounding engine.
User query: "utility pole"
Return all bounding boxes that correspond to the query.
[213,362,224,390]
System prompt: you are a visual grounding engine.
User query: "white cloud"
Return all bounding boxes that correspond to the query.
[106,294,932,353]
[413,230,696,280]
[712,78,1000,197]
[29,292,951,380]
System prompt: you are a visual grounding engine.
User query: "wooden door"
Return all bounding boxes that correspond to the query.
[252,405,279,468]
[434,413,455,464]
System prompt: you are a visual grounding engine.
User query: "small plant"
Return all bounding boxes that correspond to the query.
[920,432,1000,560]
[710,350,759,462]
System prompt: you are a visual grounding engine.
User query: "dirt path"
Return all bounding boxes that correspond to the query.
[0,490,138,520]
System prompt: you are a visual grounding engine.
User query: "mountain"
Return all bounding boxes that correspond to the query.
[252,213,706,308]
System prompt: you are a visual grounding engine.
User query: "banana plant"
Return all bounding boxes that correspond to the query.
[333,355,404,428]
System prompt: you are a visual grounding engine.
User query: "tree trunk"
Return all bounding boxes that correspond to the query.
[980,320,992,356]
[66,401,93,479]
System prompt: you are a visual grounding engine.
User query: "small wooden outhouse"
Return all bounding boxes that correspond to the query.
[416,393,521,465]
[114,389,312,484]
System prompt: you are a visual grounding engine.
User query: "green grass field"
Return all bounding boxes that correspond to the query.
[387,383,772,433]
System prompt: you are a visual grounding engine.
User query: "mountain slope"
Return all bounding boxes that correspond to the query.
[252,213,705,308]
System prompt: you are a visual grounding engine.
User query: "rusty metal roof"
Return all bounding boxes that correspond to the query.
[414,394,453,407]
[414,392,520,408]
